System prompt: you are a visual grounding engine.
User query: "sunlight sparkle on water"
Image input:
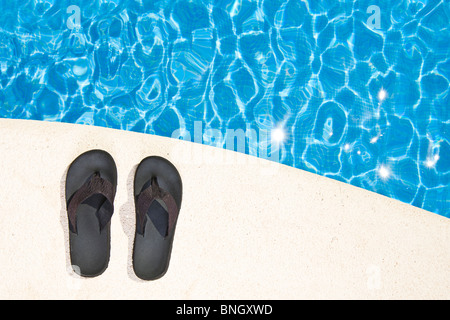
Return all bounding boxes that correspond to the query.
[378,165,391,180]
[271,126,287,145]
[378,88,387,102]
[425,155,440,168]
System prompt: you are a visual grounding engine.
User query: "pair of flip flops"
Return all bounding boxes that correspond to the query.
[65,150,182,280]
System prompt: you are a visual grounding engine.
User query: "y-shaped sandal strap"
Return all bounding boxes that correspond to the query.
[136,177,179,237]
[67,173,116,234]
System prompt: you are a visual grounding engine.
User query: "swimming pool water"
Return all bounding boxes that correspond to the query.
[0,0,449,217]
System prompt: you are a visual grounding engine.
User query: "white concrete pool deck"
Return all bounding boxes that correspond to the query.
[0,119,448,299]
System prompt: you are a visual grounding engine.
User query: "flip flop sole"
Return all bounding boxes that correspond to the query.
[66,150,117,277]
[133,156,182,280]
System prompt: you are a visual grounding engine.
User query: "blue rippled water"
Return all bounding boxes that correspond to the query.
[0,0,449,217]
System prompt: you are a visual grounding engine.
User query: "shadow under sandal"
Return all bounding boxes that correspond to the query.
[65,150,117,277]
[133,156,182,281]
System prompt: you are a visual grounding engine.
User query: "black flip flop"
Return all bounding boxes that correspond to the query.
[65,150,117,277]
[133,156,182,280]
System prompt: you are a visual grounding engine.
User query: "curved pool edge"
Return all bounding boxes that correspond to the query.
[0,118,449,299]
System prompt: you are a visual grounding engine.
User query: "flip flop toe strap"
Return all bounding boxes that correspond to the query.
[136,178,179,237]
[67,173,116,233]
